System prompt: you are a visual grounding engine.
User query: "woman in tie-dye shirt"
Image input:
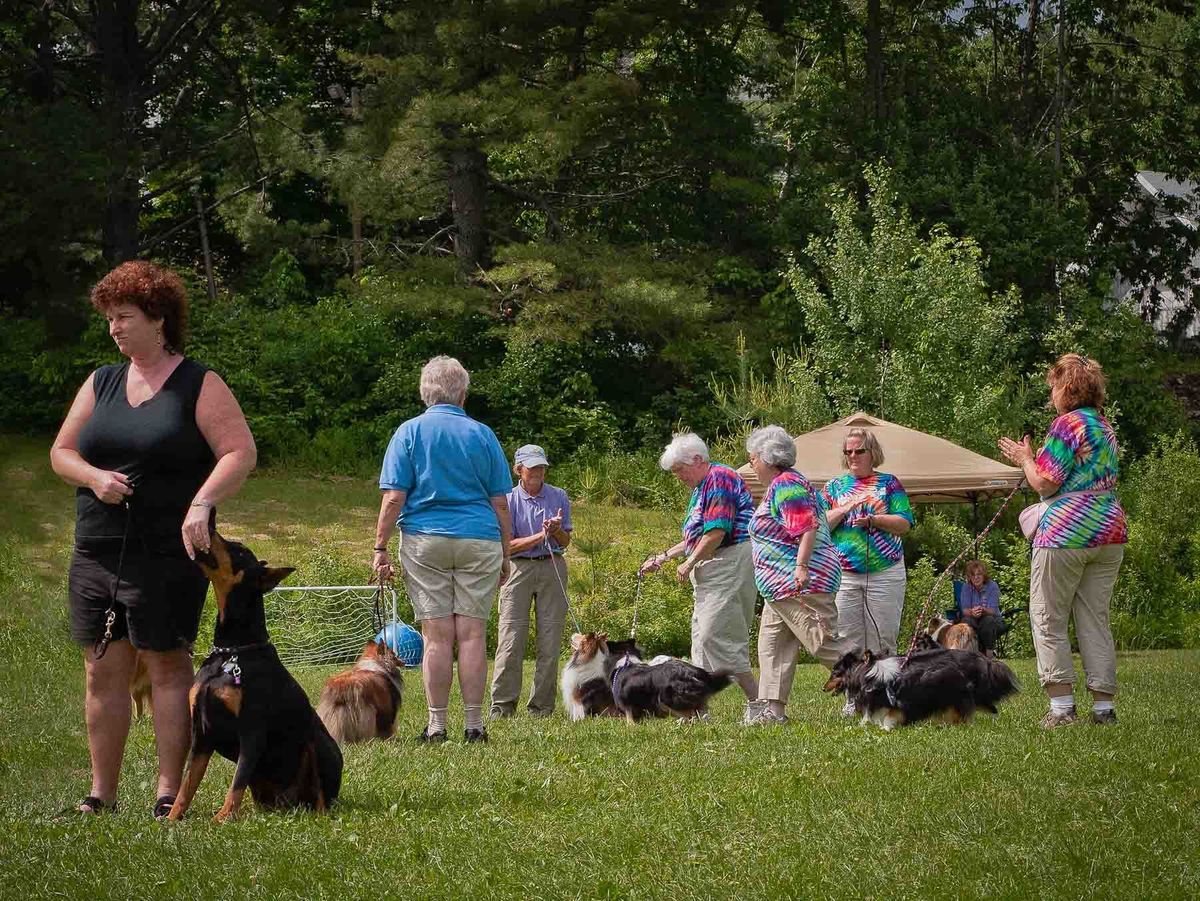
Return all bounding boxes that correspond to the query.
[1000,353,1127,730]
[820,428,914,662]
[639,433,759,716]
[745,426,849,724]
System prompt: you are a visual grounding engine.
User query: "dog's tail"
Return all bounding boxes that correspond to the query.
[703,670,734,694]
[976,657,1020,711]
[316,684,375,744]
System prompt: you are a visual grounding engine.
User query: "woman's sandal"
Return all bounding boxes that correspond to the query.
[77,795,117,815]
[152,795,176,821]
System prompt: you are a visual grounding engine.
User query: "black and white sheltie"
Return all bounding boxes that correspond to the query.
[602,637,731,723]
[561,633,732,722]
[823,647,1018,730]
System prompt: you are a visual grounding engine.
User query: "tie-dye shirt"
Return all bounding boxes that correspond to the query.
[820,472,913,574]
[750,470,842,600]
[681,463,753,554]
[1033,407,1128,549]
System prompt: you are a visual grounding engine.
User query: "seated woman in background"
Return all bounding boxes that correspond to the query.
[957,560,1004,654]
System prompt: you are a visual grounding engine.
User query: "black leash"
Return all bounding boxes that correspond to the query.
[93,501,132,660]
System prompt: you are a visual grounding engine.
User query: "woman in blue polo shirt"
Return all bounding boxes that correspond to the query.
[372,356,513,744]
[488,444,573,718]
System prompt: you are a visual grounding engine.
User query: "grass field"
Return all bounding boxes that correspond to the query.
[2,436,1198,900]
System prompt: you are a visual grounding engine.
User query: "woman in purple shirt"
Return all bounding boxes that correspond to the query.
[957,560,1005,655]
[488,444,573,718]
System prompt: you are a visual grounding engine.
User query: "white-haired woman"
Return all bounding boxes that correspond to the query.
[639,433,759,717]
[820,428,913,664]
[373,356,514,744]
[745,426,848,724]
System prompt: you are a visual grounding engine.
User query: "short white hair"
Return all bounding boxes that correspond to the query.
[746,426,796,468]
[420,356,470,406]
[659,432,710,470]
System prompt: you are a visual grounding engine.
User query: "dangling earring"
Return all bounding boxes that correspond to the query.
[157,330,164,347]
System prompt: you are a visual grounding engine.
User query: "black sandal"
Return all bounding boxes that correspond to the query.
[77,795,117,815]
[152,795,176,821]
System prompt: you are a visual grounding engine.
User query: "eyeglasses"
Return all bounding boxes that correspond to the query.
[844,448,869,457]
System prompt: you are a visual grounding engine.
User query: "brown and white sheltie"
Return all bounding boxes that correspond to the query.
[130,653,152,719]
[317,641,404,743]
[560,632,620,721]
[925,615,980,652]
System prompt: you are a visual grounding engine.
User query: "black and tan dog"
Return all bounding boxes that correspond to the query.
[167,533,342,822]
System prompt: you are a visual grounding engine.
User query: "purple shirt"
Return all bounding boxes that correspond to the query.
[508,482,572,559]
[957,580,1000,615]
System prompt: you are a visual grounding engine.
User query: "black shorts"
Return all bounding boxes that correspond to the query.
[68,546,209,652]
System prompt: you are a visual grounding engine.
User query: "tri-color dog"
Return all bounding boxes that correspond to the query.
[824,647,1018,731]
[166,533,343,822]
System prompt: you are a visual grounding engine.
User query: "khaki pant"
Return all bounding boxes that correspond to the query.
[399,533,503,621]
[1030,544,1123,695]
[489,555,569,715]
[689,542,757,673]
[834,561,906,654]
[758,593,848,703]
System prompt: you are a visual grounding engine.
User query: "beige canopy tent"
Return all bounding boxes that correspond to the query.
[736,411,1024,505]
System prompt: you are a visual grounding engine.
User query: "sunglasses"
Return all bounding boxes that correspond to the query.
[843,448,869,457]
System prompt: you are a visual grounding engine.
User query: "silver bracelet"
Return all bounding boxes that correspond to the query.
[191,500,214,509]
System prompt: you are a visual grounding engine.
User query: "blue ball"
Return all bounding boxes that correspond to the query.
[375,621,424,668]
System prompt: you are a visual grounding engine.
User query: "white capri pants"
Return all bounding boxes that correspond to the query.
[834,561,906,654]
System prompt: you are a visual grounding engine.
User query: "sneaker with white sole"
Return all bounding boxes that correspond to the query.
[742,700,766,725]
[1040,707,1077,729]
[752,707,789,725]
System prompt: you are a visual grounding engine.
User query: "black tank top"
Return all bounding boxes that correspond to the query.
[75,358,216,554]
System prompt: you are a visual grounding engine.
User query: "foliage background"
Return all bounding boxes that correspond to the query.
[3,1,1200,651]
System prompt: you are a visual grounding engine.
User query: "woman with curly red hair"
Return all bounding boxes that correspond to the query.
[1000,353,1127,729]
[51,261,257,817]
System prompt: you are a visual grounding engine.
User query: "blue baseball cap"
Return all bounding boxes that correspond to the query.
[514,444,550,468]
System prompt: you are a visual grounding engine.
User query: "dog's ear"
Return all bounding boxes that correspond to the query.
[257,565,296,593]
[597,631,607,643]
[570,633,584,651]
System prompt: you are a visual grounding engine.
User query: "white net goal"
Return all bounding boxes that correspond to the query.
[260,584,404,670]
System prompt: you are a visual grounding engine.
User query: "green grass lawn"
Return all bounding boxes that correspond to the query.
[2,436,1198,900]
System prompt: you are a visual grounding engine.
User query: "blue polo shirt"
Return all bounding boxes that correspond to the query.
[379,405,513,540]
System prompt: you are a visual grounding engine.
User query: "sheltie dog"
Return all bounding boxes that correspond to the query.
[130,653,152,719]
[925,616,980,652]
[824,647,1018,731]
[560,632,620,721]
[602,637,731,723]
[317,640,404,743]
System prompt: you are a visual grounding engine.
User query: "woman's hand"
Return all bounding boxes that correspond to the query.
[676,560,693,583]
[501,557,512,582]
[91,470,133,505]
[998,435,1035,467]
[372,549,395,583]
[181,502,212,560]
[639,553,665,576]
[795,562,811,589]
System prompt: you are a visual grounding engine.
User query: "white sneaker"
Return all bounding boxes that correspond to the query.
[751,707,789,725]
[841,699,856,718]
[742,700,766,725]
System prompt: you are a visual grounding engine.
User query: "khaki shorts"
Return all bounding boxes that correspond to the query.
[689,542,758,673]
[399,533,503,621]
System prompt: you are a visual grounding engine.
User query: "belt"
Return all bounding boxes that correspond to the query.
[516,554,561,561]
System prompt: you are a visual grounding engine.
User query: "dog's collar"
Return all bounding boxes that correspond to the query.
[208,641,273,657]
[610,653,636,696]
